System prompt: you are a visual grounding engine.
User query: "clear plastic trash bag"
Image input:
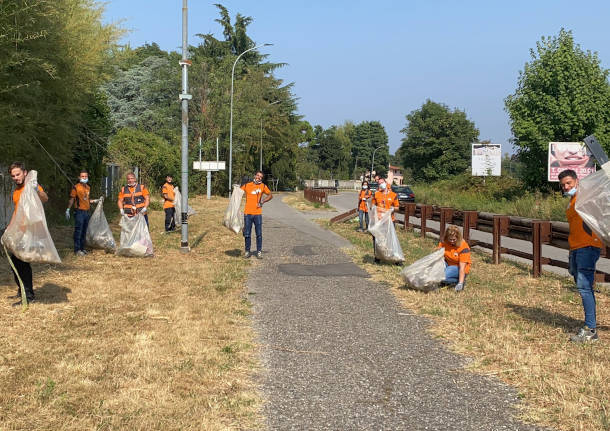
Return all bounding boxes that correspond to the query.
[1,170,61,264]
[172,186,195,224]
[86,197,116,251]
[116,213,153,257]
[367,205,405,263]
[575,162,610,245]
[224,185,244,234]
[401,248,446,292]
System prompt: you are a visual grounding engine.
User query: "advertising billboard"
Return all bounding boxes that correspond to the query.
[472,143,501,176]
[548,142,596,182]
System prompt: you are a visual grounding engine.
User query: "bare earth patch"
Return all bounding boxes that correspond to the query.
[325,219,610,431]
[0,196,263,430]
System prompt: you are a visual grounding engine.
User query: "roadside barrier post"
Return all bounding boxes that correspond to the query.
[462,211,478,244]
[420,205,434,238]
[404,203,416,230]
[492,215,510,264]
[532,220,551,277]
[439,207,454,239]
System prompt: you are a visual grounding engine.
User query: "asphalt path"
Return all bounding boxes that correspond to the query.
[247,195,548,430]
[328,191,610,277]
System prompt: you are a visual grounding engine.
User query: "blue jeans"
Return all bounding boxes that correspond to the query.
[244,214,263,252]
[444,263,459,284]
[358,210,369,230]
[74,209,90,252]
[569,246,601,329]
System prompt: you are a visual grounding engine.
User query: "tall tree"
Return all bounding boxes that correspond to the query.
[399,100,479,182]
[505,29,610,190]
[350,121,389,178]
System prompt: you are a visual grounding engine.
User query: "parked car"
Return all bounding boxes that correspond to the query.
[391,185,415,204]
[368,182,379,193]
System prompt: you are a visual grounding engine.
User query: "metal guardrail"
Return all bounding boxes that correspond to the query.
[304,188,328,204]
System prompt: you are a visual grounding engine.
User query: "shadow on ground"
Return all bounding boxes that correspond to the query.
[506,303,610,332]
[36,283,71,304]
[225,249,242,257]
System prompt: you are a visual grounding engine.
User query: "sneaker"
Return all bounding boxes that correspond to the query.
[75,250,86,257]
[244,251,252,259]
[570,327,599,343]
[256,251,263,259]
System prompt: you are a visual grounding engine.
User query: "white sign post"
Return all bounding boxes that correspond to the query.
[193,161,226,200]
[472,143,501,176]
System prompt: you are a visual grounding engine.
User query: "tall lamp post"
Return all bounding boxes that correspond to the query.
[371,145,383,181]
[229,43,272,194]
[179,0,191,252]
[259,100,280,171]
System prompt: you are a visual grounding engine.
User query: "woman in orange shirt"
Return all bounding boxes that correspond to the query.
[357,181,371,232]
[437,225,471,292]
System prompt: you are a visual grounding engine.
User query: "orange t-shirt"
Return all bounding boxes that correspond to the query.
[70,183,91,211]
[162,183,175,209]
[358,190,371,212]
[567,195,602,250]
[372,190,399,220]
[438,240,471,274]
[240,182,270,215]
[13,184,44,206]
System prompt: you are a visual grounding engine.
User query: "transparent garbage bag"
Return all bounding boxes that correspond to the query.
[401,248,446,292]
[367,205,405,263]
[116,213,153,257]
[172,186,195,224]
[224,185,244,234]
[1,170,61,264]
[86,197,116,251]
[575,162,610,245]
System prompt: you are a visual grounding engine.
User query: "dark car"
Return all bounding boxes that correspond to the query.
[391,185,415,204]
[368,182,379,193]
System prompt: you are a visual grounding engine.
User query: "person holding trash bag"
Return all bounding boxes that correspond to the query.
[118,172,150,227]
[240,170,273,259]
[66,170,99,256]
[357,180,372,232]
[6,162,48,303]
[437,225,471,292]
[371,177,399,263]
[161,175,176,232]
[559,169,603,343]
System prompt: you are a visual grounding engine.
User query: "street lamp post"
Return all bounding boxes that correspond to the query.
[371,146,383,181]
[259,100,280,172]
[229,43,272,195]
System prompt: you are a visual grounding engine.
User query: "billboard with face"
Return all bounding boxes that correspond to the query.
[548,142,596,182]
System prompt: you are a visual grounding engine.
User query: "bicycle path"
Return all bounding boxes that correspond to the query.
[247,196,548,430]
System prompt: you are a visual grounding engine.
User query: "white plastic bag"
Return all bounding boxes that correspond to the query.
[401,248,446,291]
[174,186,182,225]
[86,197,116,251]
[116,213,153,257]
[575,162,610,245]
[224,185,244,234]
[368,205,405,263]
[1,170,61,264]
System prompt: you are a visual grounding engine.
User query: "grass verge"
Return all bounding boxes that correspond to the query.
[324,218,609,431]
[0,195,262,430]
[282,192,333,211]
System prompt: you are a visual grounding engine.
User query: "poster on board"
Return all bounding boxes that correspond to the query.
[472,143,501,176]
[548,142,596,182]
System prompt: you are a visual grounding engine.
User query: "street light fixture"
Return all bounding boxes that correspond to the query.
[260,100,281,171]
[229,43,273,195]
[371,145,383,181]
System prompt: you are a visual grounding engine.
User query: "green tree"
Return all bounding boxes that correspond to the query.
[350,121,389,179]
[399,100,479,182]
[505,29,610,190]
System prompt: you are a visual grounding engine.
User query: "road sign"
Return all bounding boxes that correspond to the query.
[193,161,225,171]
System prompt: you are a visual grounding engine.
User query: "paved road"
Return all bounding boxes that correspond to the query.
[247,196,548,430]
[328,191,610,277]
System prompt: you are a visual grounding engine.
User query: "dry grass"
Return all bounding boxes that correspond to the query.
[282,192,333,211]
[0,196,263,431]
[325,219,610,431]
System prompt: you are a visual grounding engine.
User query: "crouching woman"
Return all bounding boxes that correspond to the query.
[437,225,471,291]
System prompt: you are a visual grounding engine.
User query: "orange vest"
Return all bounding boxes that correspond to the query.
[372,190,399,221]
[122,184,146,216]
[567,195,602,250]
[358,189,371,211]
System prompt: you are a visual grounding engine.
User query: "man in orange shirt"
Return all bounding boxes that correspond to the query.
[117,172,150,227]
[371,177,399,263]
[6,162,48,303]
[161,175,176,232]
[66,170,99,256]
[559,169,602,343]
[240,170,273,259]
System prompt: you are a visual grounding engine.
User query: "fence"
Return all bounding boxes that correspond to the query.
[304,188,328,205]
[397,202,610,282]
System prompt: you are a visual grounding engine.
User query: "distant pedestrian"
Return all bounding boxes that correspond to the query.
[437,225,471,292]
[559,169,602,343]
[240,170,273,259]
[357,180,371,232]
[66,170,99,256]
[118,172,150,226]
[161,175,176,232]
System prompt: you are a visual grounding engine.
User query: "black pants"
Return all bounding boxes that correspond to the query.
[164,207,176,231]
[10,254,34,300]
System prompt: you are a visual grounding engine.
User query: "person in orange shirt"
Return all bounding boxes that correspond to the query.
[66,170,99,256]
[357,180,372,232]
[117,172,150,227]
[6,161,48,303]
[240,170,273,259]
[371,177,399,263]
[437,225,471,292]
[559,169,602,343]
[161,175,176,232]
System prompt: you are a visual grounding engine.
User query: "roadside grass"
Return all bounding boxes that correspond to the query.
[0,196,263,430]
[282,192,333,211]
[324,218,610,431]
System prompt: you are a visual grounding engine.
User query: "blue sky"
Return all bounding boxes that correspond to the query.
[103,1,610,155]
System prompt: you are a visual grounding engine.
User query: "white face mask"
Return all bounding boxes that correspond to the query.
[565,187,577,197]
[362,185,368,189]
[80,178,88,184]
[379,183,387,190]
[127,182,136,187]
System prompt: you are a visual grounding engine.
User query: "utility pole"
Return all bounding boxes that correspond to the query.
[179,0,192,252]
